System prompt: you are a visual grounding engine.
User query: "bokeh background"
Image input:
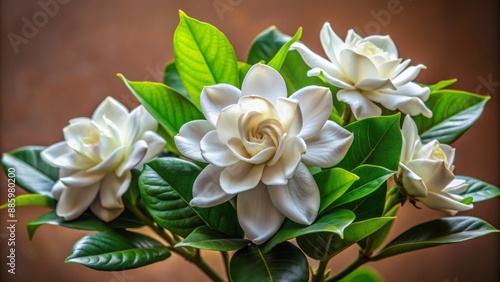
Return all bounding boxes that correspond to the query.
[1,0,498,281]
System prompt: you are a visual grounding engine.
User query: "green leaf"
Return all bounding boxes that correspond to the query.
[230,241,309,282]
[119,74,204,138]
[247,26,291,64]
[139,157,242,238]
[413,90,489,144]
[373,216,500,260]
[27,211,144,240]
[174,11,238,109]
[337,114,402,171]
[456,176,500,202]
[263,209,355,253]
[314,168,359,213]
[428,79,457,92]
[297,217,395,260]
[237,61,252,87]
[176,226,249,251]
[0,194,55,209]
[2,146,58,197]
[163,60,190,99]
[267,28,302,71]
[339,267,383,282]
[66,229,170,271]
[122,169,141,207]
[331,165,394,208]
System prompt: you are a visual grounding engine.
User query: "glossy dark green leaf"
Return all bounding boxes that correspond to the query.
[456,176,500,202]
[331,165,394,208]
[230,241,309,282]
[413,90,489,144]
[337,114,402,171]
[297,217,395,260]
[139,157,242,238]
[119,74,204,138]
[2,146,58,197]
[427,79,457,92]
[27,211,144,240]
[339,267,383,282]
[122,169,141,207]
[163,60,189,99]
[337,182,387,222]
[314,167,359,213]
[263,209,355,253]
[174,11,238,109]
[176,226,249,251]
[247,26,291,64]
[66,230,170,271]
[267,28,302,71]
[373,216,499,260]
[0,194,55,209]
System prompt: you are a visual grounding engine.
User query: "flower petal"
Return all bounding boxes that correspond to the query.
[56,182,100,221]
[227,137,276,164]
[291,43,345,80]
[216,104,243,144]
[355,78,396,91]
[275,97,303,137]
[319,22,344,66]
[88,146,126,173]
[405,160,455,193]
[138,131,166,165]
[190,165,234,207]
[237,183,285,244]
[399,162,428,198]
[363,35,398,59]
[116,140,148,177]
[63,118,100,160]
[201,130,239,166]
[201,84,241,126]
[289,86,332,139]
[400,115,421,164]
[391,64,426,87]
[41,142,95,170]
[60,170,106,188]
[302,121,353,167]
[99,171,131,209]
[365,86,432,118]
[90,198,124,222]
[417,192,473,215]
[220,161,265,194]
[175,120,213,162]
[279,136,307,178]
[91,97,129,130]
[241,64,287,104]
[338,48,379,83]
[262,161,288,186]
[337,89,382,120]
[268,163,320,225]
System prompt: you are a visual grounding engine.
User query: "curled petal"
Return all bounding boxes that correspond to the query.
[56,182,100,221]
[355,78,396,91]
[391,64,426,87]
[99,171,130,209]
[275,97,302,137]
[227,138,276,164]
[63,119,100,159]
[241,64,287,104]
[405,160,455,193]
[138,131,167,165]
[220,162,265,194]
[268,163,320,225]
[237,183,285,244]
[41,142,94,170]
[90,198,124,222]
[364,87,432,118]
[400,115,421,164]
[201,84,241,126]
[60,170,105,188]
[289,86,332,139]
[337,89,382,120]
[319,22,344,66]
[201,131,239,167]
[302,121,353,167]
[88,146,127,173]
[417,192,473,216]
[91,97,129,130]
[291,43,345,80]
[216,104,243,144]
[190,165,234,207]
[175,120,214,162]
[338,48,379,83]
[262,161,287,186]
[116,140,148,177]
[308,68,354,89]
[399,162,428,198]
[363,35,398,59]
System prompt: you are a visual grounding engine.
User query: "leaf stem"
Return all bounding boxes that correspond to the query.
[221,251,231,281]
[313,258,330,282]
[326,256,370,281]
[341,105,352,126]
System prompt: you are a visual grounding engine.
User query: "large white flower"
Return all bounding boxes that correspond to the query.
[42,97,166,222]
[396,115,472,215]
[292,22,432,120]
[175,64,353,244]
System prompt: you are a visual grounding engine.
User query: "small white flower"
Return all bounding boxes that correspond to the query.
[397,115,472,215]
[42,97,166,222]
[175,64,353,244]
[292,23,432,120]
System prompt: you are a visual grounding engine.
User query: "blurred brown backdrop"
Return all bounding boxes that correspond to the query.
[1,0,498,281]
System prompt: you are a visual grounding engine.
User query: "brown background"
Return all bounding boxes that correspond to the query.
[0,0,498,281]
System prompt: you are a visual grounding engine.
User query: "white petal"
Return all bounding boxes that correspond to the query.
[220,161,265,194]
[392,64,426,87]
[91,96,129,130]
[237,183,285,244]
[63,119,100,160]
[88,146,126,173]
[444,179,469,194]
[355,78,396,91]
[200,130,239,166]
[279,136,307,178]
[201,84,241,126]
[261,161,288,186]
[338,48,379,83]
[41,142,94,170]
[116,140,148,177]
[227,138,276,164]
[174,120,213,162]
[417,192,473,215]
[337,89,382,120]
[365,87,432,118]
[60,170,105,188]
[345,29,363,44]
[123,106,158,145]
[363,35,398,59]
[239,95,280,119]
[90,198,124,222]
[308,68,355,89]
[138,131,166,165]
[289,86,332,139]
[399,162,428,197]
[241,64,287,105]
[56,182,100,220]
[302,121,353,167]
[51,180,66,200]
[378,59,402,78]
[405,160,455,192]
[190,165,234,207]
[216,104,243,144]
[275,97,303,137]
[319,22,344,66]
[400,115,421,164]
[392,59,411,77]
[99,171,130,209]
[268,163,320,225]
[291,43,344,80]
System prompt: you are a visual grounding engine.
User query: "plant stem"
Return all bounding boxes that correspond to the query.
[221,251,231,282]
[341,105,352,126]
[313,258,330,282]
[326,256,370,282]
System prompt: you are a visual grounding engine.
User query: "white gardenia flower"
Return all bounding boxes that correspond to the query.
[175,64,353,244]
[42,97,166,222]
[292,22,432,120]
[396,115,472,215]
